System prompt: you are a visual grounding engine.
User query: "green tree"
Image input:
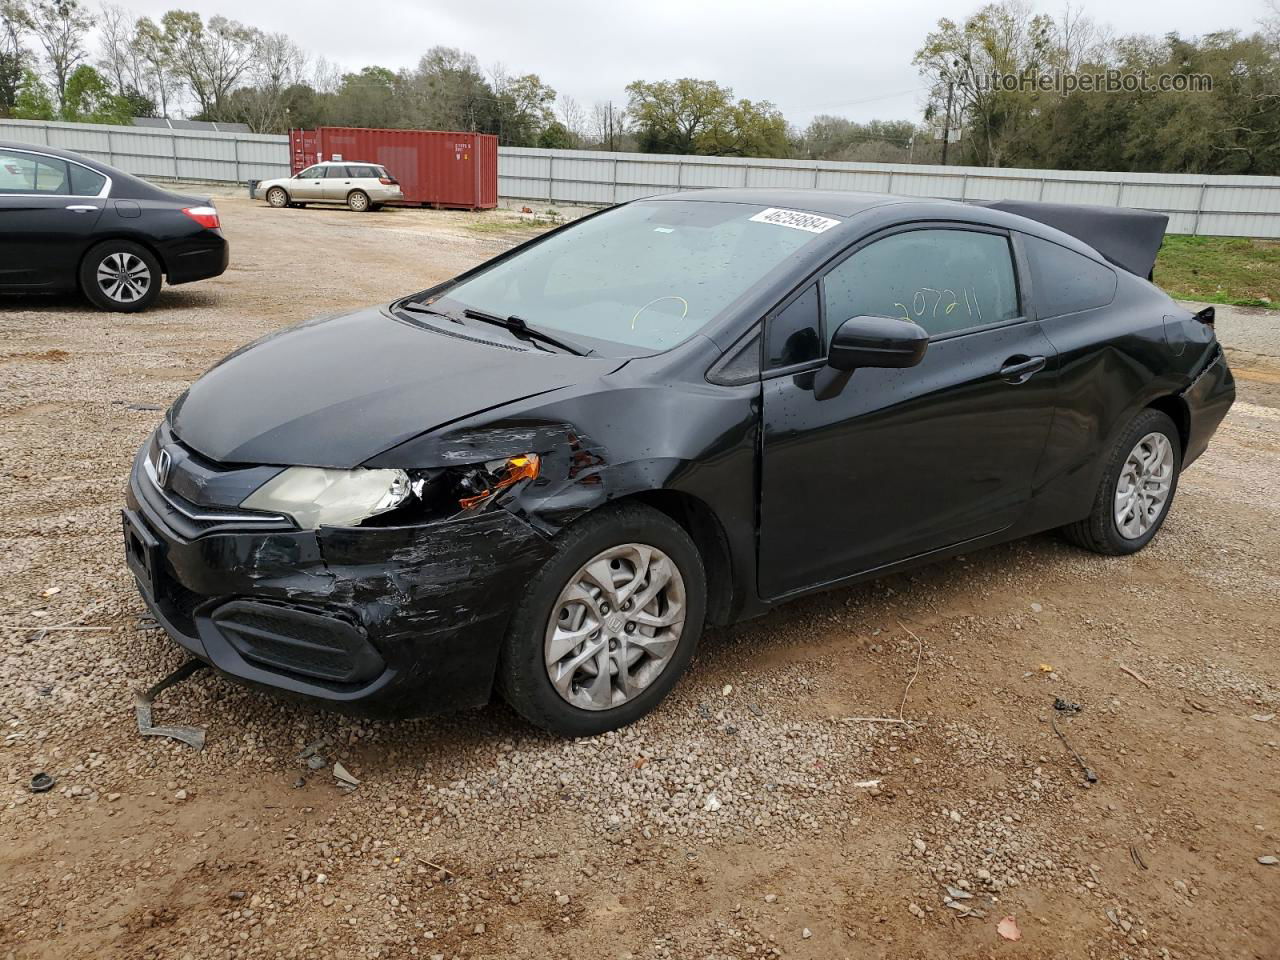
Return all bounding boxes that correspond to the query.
[61,63,131,122]
[537,119,573,149]
[1,0,32,116]
[327,65,401,127]
[913,0,1055,166]
[12,63,52,117]
[626,78,730,154]
[492,70,556,145]
[625,78,789,157]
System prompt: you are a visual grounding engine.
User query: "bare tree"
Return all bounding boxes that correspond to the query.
[558,93,586,143]
[97,2,131,93]
[311,54,340,95]
[28,0,89,113]
[590,100,626,150]
[162,11,258,120]
[236,31,306,132]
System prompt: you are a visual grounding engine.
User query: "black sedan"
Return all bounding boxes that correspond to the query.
[122,189,1234,735]
[0,140,228,311]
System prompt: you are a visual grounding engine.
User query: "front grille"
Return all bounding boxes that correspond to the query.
[135,447,294,541]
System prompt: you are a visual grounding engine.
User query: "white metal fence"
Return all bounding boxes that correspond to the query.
[0,117,288,184]
[4,118,1279,238]
[500,147,1280,238]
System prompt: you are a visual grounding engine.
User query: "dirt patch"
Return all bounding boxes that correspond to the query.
[1,197,1278,959]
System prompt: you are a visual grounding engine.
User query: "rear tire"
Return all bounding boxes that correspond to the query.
[1061,409,1181,555]
[79,240,162,312]
[347,190,370,212]
[266,186,289,208]
[498,503,706,736]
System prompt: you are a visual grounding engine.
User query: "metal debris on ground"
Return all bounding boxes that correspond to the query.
[306,755,326,770]
[747,703,764,718]
[136,615,161,632]
[333,761,360,787]
[1130,844,1149,870]
[1053,698,1082,713]
[1049,699,1098,785]
[134,659,209,750]
[28,772,56,793]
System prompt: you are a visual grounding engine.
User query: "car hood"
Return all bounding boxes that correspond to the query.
[169,306,620,468]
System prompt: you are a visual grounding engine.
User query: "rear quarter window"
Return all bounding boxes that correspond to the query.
[68,163,106,196]
[1023,234,1117,319]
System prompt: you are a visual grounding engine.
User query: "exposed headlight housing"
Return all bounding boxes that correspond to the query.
[241,467,411,529]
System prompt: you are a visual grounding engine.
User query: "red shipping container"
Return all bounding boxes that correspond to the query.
[289,126,498,210]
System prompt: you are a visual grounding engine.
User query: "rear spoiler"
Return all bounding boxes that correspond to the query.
[974,200,1169,280]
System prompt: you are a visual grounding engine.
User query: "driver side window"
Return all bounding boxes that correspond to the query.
[823,228,1020,341]
[298,165,322,178]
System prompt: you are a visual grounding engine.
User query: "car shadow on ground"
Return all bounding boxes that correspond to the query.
[1,288,221,314]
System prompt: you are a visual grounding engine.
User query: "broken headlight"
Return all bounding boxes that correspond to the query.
[241,456,542,530]
[241,467,411,529]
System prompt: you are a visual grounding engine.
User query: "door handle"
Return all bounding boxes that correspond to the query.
[65,204,99,213]
[1000,355,1046,383]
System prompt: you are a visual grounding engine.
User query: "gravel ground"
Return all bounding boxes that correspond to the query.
[1,196,1278,960]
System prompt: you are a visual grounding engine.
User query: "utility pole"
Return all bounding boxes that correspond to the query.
[940,80,955,166]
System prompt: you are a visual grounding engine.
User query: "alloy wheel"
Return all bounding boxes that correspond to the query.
[267,187,287,207]
[349,192,368,211]
[96,252,152,305]
[1114,431,1174,539]
[544,543,687,711]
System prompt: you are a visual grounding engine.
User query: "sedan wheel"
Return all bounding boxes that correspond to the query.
[1114,432,1174,539]
[79,240,162,312]
[499,503,706,736]
[266,187,289,208]
[1061,408,1181,555]
[347,190,370,212]
[545,543,687,711]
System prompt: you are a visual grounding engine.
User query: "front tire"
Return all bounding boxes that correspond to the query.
[79,240,162,312]
[266,186,289,208]
[1062,409,1182,555]
[347,190,370,212]
[498,503,706,736]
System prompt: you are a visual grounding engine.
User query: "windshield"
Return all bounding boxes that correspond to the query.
[437,200,837,351]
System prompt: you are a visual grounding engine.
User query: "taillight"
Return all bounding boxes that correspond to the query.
[379,177,398,185]
[182,205,220,229]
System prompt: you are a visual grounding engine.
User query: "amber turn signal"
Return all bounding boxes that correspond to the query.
[458,454,540,510]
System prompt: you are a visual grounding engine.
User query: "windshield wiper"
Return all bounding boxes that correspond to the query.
[397,300,465,324]
[462,307,592,357]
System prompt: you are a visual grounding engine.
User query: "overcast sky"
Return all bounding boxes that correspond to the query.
[118,0,1273,125]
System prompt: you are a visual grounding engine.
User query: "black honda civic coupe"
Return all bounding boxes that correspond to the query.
[122,189,1234,735]
[0,140,227,311]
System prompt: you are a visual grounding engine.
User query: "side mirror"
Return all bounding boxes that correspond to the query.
[828,315,929,371]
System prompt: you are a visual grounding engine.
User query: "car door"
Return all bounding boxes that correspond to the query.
[757,223,1059,599]
[0,148,106,290]
[290,165,326,201]
[319,165,349,202]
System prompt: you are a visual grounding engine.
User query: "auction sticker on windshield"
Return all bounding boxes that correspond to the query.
[748,207,841,234]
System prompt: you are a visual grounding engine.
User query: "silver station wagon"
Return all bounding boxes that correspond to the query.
[256,161,404,212]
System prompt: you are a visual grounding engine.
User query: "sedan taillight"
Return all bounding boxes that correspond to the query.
[182,205,220,229]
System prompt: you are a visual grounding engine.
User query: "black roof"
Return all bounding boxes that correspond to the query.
[649,188,1166,277]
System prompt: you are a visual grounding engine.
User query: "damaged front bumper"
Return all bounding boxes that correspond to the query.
[123,444,554,717]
